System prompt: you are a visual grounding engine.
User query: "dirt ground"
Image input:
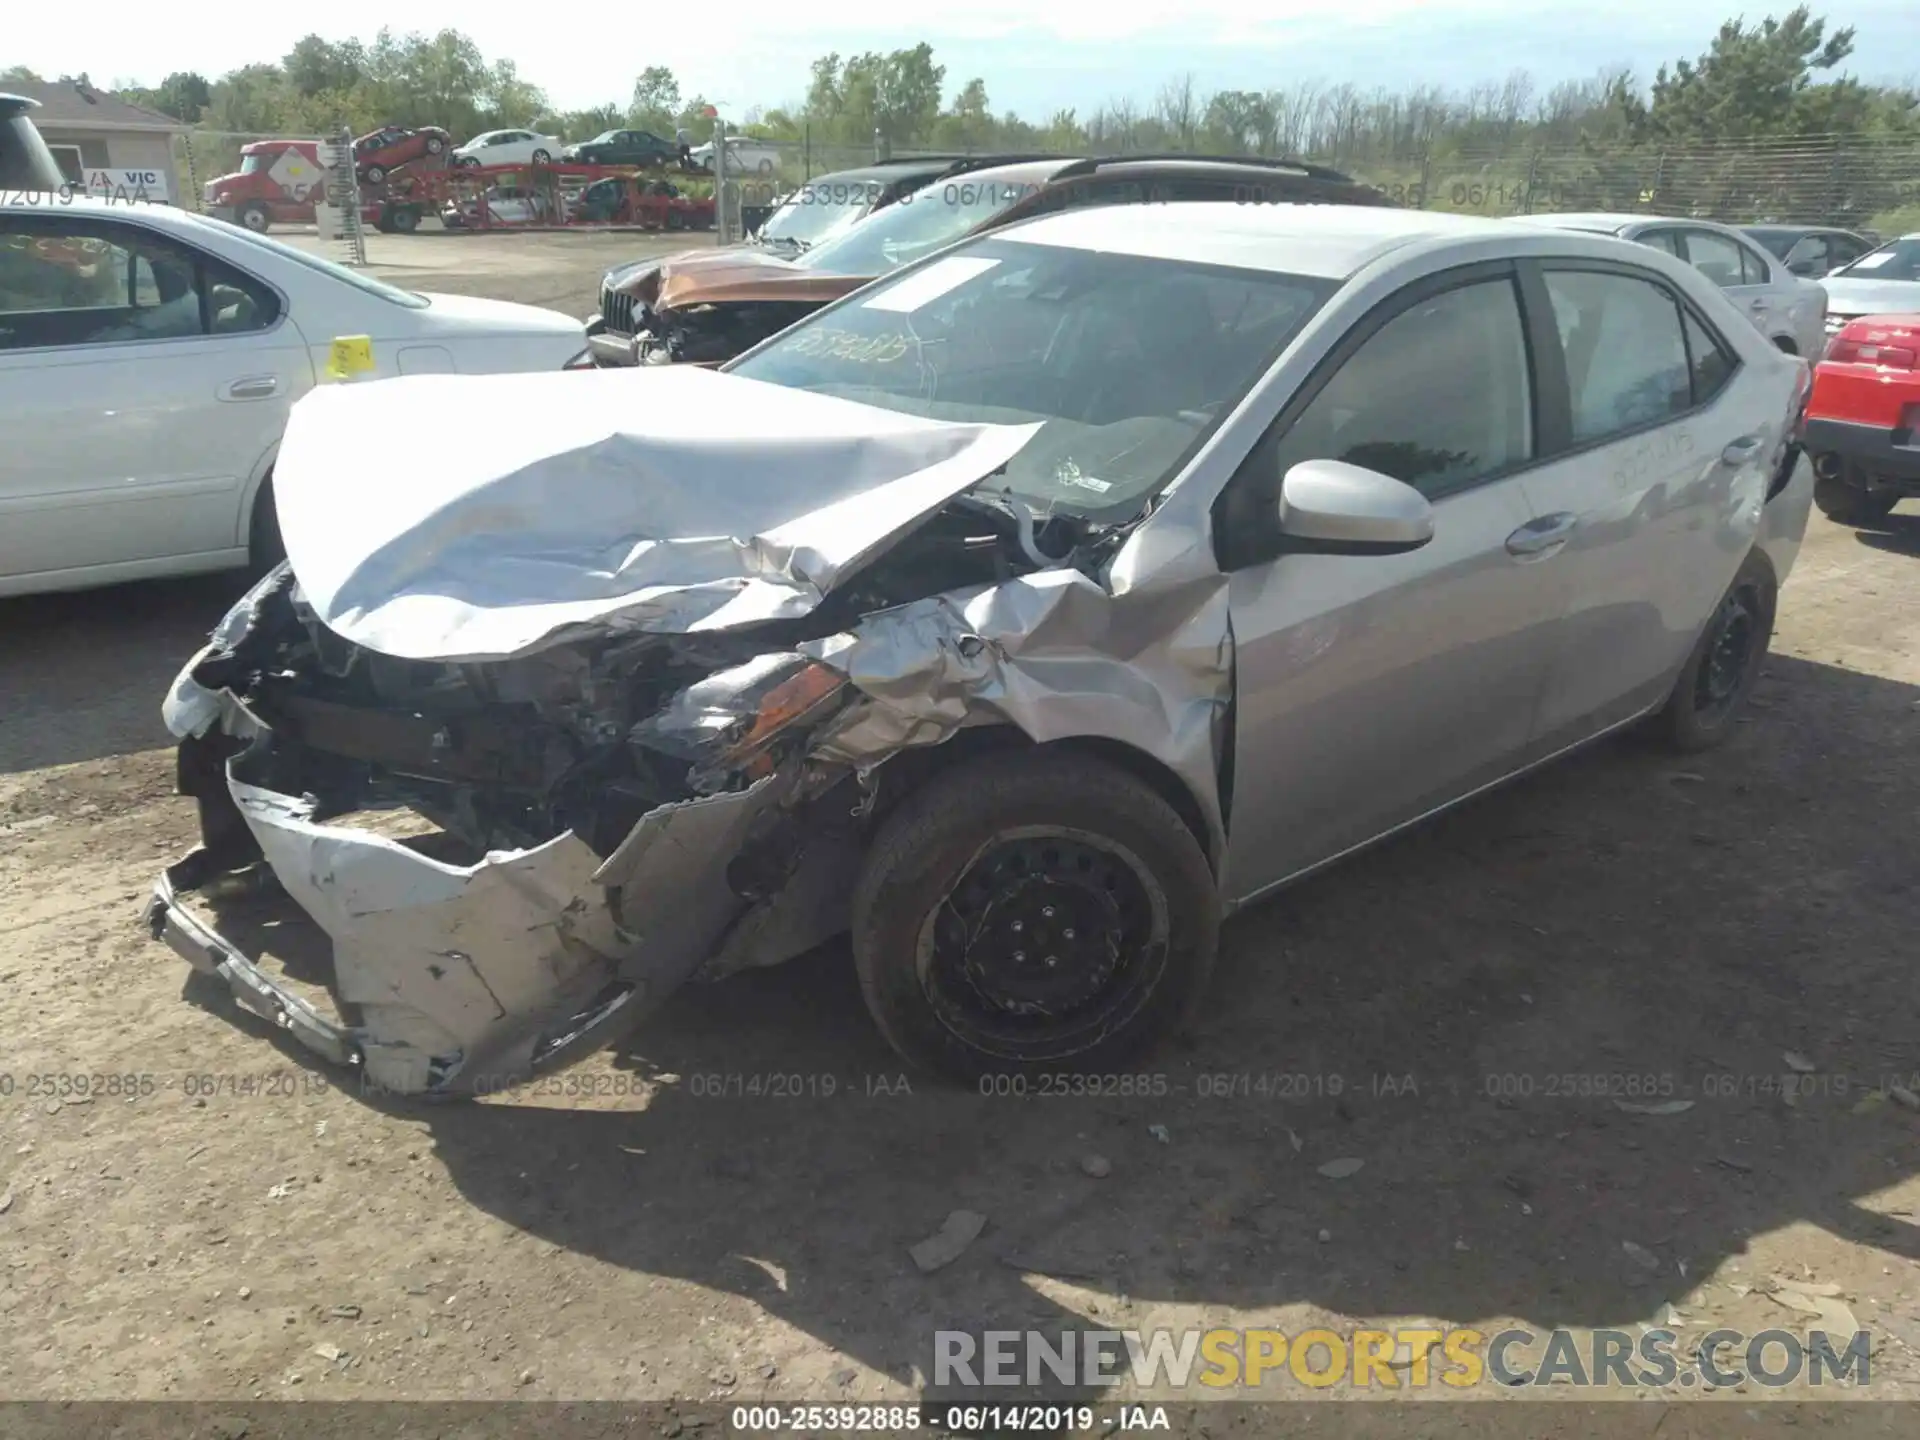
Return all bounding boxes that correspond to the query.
[2,231,1918,1418]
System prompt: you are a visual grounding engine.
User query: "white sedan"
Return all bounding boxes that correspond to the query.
[688,137,784,176]
[452,129,565,170]
[0,195,589,598]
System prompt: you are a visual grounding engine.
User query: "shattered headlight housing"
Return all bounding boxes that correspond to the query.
[633,653,849,787]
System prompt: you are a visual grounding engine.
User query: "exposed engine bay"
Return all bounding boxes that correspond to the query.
[154,486,1125,1097]
[634,300,821,367]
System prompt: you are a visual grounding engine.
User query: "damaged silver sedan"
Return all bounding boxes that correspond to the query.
[151,202,1815,1096]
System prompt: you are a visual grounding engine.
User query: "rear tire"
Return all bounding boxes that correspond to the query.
[532,148,551,165]
[425,135,446,155]
[1813,472,1898,526]
[1652,552,1776,753]
[388,205,421,234]
[851,747,1219,1082]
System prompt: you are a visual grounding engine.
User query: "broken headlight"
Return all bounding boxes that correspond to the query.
[631,653,848,785]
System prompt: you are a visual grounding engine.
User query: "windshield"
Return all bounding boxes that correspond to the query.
[795,174,1045,276]
[589,131,620,145]
[0,109,68,192]
[238,151,274,176]
[756,179,885,250]
[192,215,429,307]
[1833,237,1920,283]
[1745,229,1798,260]
[729,237,1334,516]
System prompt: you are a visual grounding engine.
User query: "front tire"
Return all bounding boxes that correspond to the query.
[1813,471,1898,526]
[237,202,271,233]
[851,748,1219,1082]
[1652,552,1776,753]
[531,148,551,165]
[425,135,446,155]
[364,163,387,185]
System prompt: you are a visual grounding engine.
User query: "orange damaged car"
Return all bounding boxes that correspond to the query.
[584,152,1394,368]
[1803,313,1920,526]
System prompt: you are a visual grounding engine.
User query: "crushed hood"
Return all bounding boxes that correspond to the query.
[272,365,1040,664]
[609,246,866,309]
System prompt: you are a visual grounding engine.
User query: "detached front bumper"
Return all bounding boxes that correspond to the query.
[152,671,798,1097]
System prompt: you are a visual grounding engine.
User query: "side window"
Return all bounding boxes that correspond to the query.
[1681,230,1747,288]
[1267,278,1533,500]
[1738,242,1772,284]
[1784,235,1829,274]
[0,221,277,349]
[1682,310,1736,405]
[1829,235,1868,267]
[1637,230,1683,257]
[1542,270,1691,442]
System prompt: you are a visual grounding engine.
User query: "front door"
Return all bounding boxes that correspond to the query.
[1217,265,1574,901]
[0,212,308,587]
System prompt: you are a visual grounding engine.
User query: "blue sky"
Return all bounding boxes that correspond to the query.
[12,2,1919,120]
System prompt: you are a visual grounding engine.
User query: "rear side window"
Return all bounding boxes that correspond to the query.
[1683,310,1736,405]
[0,217,280,350]
[1738,243,1771,284]
[1682,229,1749,288]
[1638,230,1683,257]
[1542,270,1691,442]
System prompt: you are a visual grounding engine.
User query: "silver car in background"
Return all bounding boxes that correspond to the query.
[153,203,1814,1095]
[1522,212,1828,357]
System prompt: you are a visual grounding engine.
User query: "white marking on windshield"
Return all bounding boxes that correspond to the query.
[863,256,1000,313]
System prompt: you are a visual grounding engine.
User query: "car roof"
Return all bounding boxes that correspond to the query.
[996,201,1555,279]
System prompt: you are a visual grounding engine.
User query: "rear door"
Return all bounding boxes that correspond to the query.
[0,211,309,586]
[1514,259,1756,748]
[1679,226,1785,341]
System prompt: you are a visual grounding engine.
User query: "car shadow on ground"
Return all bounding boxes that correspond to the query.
[0,573,247,775]
[187,650,1920,1404]
[1851,510,1920,558]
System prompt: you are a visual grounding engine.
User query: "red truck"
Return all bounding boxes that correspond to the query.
[202,137,430,234]
[203,139,327,232]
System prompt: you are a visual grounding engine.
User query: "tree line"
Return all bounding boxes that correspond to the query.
[3,6,1913,163]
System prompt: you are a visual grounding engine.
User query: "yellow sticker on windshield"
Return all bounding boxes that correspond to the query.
[326,335,375,380]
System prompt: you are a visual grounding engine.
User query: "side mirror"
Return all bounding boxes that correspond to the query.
[1277,459,1435,555]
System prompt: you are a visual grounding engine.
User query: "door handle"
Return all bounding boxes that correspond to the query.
[220,376,279,401]
[1720,433,1766,465]
[1506,512,1578,559]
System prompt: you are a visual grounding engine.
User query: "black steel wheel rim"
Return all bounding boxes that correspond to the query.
[916,825,1170,1060]
[1695,585,1760,718]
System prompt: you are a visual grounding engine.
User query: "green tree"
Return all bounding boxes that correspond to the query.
[629,65,681,129]
[0,66,43,84]
[143,72,213,123]
[1643,6,1855,139]
[282,36,366,97]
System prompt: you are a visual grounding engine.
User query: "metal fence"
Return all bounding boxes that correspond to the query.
[167,125,1920,239]
[763,132,1920,236]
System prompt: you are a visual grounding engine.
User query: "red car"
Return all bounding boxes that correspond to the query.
[354,124,451,184]
[1803,313,1920,525]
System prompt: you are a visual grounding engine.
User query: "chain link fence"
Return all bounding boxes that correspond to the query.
[745,131,1920,237]
[166,125,1920,240]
